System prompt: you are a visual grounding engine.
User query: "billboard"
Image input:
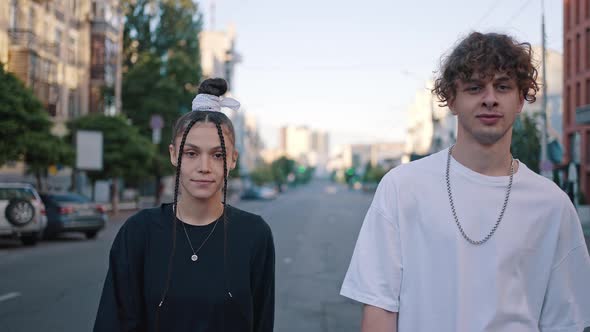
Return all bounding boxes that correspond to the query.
[76,130,103,171]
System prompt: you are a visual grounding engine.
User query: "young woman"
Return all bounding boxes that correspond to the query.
[94,78,275,332]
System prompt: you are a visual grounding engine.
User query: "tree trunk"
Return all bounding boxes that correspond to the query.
[111,179,119,215]
[35,171,42,191]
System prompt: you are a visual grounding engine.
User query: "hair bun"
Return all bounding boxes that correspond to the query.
[198,78,228,97]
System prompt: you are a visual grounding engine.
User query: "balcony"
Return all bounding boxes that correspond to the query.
[8,29,58,56]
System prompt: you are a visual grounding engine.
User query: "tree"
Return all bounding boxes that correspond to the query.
[511,113,541,174]
[25,133,73,190]
[68,114,156,212]
[121,0,203,203]
[0,65,74,188]
[0,64,47,164]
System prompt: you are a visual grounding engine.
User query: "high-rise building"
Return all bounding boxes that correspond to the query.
[1,0,123,129]
[563,0,590,200]
[199,24,264,175]
[89,0,124,115]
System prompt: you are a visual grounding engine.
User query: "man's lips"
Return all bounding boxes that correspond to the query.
[476,113,502,125]
[476,113,503,118]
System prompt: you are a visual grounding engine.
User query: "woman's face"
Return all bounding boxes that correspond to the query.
[169,122,238,202]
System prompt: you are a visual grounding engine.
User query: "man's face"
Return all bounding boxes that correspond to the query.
[448,72,525,146]
[169,122,238,201]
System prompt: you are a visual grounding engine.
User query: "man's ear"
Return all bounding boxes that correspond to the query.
[169,144,178,167]
[448,98,457,115]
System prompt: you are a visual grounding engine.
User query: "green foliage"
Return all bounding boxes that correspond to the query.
[0,64,74,184]
[271,156,296,186]
[362,162,387,183]
[121,0,203,177]
[511,113,541,173]
[68,114,156,185]
[0,65,48,165]
[249,164,274,185]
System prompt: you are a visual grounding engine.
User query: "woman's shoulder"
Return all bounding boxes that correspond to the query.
[122,204,172,231]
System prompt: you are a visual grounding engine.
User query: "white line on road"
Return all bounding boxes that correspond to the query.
[0,292,21,303]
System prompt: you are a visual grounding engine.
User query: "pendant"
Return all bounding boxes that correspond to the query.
[191,254,198,262]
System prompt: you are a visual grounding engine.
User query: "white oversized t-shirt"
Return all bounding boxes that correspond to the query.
[341,148,590,332]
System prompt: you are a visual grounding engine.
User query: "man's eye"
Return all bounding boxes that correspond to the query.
[214,153,224,159]
[467,86,481,92]
[498,84,512,91]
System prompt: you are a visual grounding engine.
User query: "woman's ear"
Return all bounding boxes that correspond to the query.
[230,150,238,170]
[169,144,178,167]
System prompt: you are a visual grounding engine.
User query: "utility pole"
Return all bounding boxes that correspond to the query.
[539,0,552,178]
[210,0,216,30]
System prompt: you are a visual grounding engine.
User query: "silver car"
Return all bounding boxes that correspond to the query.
[0,183,47,246]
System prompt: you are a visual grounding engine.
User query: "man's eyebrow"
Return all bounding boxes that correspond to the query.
[494,76,512,82]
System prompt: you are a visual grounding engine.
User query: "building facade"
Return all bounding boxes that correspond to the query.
[563,0,590,201]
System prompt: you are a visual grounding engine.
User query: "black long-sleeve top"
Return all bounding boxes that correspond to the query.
[93,203,275,332]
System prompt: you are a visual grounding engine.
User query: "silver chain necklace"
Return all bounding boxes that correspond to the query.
[178,208,220,262]
[446,145,514,245]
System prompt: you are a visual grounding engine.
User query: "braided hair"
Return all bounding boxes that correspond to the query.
[155,78,235,330]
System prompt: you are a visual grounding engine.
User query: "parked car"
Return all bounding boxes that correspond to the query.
[40,192,107,239]
[0,182,47,246]
[241,185,278,200]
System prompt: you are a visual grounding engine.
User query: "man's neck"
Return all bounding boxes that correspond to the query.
[451,135,517,177]
[177,192,224,226]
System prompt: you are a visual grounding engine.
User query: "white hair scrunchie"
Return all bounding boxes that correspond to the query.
[191,93,241,112]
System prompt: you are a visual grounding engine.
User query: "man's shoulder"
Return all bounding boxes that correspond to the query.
[382,149,446,184]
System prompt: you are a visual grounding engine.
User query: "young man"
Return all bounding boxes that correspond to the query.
[340,32,590,332]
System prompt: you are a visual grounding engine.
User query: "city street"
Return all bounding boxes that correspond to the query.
[1,180,589,332]
[0,181,371,332]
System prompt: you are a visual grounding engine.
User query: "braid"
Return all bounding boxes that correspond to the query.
[156,117,198,331]
[214,121,231,297]
[215,122,229,205]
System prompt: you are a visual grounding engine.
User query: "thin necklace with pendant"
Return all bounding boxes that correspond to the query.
[446,145,514,245]
[177,207,219,262]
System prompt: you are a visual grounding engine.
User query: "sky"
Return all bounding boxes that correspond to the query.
[200,0,564,150]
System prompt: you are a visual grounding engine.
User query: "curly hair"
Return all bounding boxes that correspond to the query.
[432,32,539,106]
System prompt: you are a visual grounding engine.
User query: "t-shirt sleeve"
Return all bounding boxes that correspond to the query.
[539,200,590,332]
[93,217,146,332]
[340,172,402,312]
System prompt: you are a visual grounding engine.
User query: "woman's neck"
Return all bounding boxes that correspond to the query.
[176,193,224,226]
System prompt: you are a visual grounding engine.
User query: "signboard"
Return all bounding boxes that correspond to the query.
[76,130,103,171]
[151,114,164,144]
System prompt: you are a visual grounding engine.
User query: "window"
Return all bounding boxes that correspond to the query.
[587,79,590,105]
[55,28,62,57]
[9,0,17,29]
[566,0,571,30]
[576,33,581,73]
[567,39,572,76]
[576,0,581,24]
[566,85,571,126]
[28,7,35,32]
[577,82,581,108]
[587,28,590,70]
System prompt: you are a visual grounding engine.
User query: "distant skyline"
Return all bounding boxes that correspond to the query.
[201,0,563,150]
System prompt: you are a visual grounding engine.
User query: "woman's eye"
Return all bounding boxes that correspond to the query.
[184,151,197,158]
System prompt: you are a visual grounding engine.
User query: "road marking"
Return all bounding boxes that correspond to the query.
[0,292,21,303]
